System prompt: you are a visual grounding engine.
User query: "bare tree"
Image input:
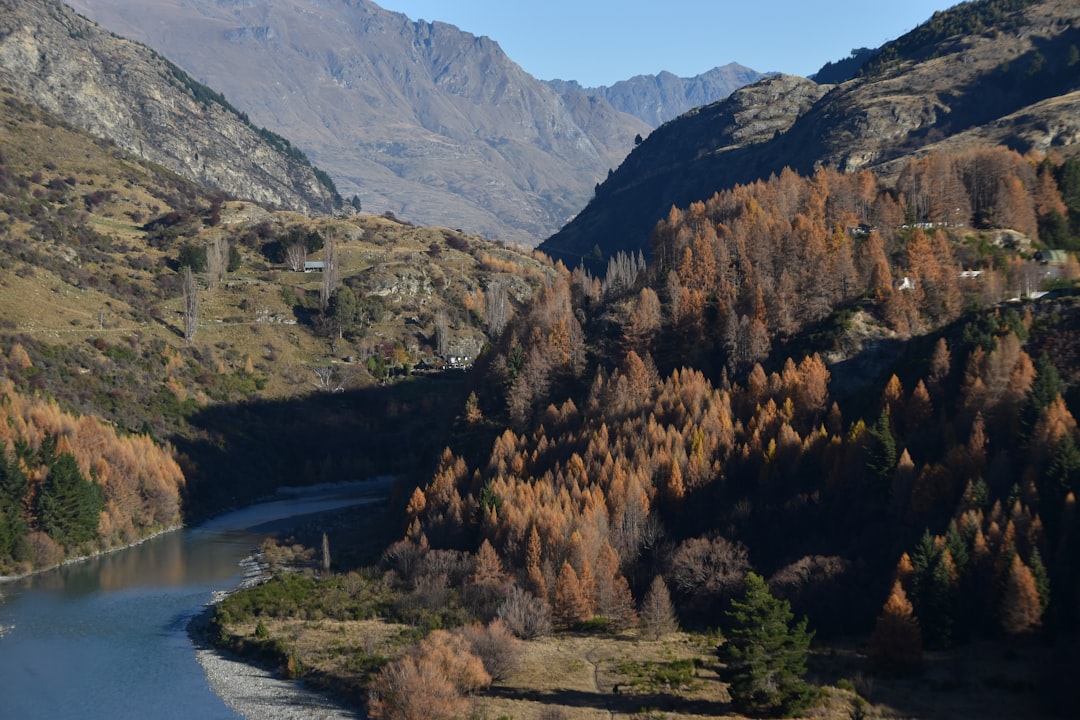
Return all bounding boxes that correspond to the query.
[320,230,338,311]
[434,310,450,356]
[206,237,229,290]
[285,242,307,272]
[182,266,199,342]
[311,363,353,392]
[320,532,332,574]
[485,280,509,337]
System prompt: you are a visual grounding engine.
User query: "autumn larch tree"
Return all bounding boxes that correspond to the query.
[553,560,591,627]
[368,630,490,720]
[868,580,923,673]
[1000,553,1043,636]
[717,572,815,718]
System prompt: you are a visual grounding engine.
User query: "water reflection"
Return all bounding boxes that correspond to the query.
[0,479,391,720]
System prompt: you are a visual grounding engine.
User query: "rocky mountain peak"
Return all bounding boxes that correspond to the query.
[0,0,339,215]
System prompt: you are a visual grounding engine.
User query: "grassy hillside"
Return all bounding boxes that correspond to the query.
[0,86,553,517]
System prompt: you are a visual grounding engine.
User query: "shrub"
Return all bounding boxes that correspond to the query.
[497,585,552,639]
[457,619,522,681]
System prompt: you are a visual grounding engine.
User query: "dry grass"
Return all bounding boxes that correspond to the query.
[223,610,1052,720]
[0,84,552,408]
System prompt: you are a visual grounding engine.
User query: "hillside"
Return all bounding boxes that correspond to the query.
[0,84,552,518]
[0,0,340,216]
[62,0,658,245]
[542,0,1080,265]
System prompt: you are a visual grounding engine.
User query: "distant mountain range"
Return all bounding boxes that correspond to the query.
[60,0,762,244]
[545,63,766,129]
[542,0,1080,266]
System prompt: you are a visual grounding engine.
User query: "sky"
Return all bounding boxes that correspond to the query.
[379,1,961,87]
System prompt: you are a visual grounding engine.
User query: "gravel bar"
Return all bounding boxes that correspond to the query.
[193,640,359,720]
[188,556,361,720]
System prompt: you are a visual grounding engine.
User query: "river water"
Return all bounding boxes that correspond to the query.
[0,480,391,719]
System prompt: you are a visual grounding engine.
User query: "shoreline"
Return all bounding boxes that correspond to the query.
[185,483,392,720]
[0,523,182,583]
[188,602,360,720]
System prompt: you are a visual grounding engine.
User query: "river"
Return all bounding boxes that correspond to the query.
[0,479,391,719]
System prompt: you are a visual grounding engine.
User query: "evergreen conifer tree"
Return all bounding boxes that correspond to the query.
[717,572,815,717]
[36,452,104,547]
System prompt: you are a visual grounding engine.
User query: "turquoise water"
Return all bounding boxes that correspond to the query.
[0,481,389,719]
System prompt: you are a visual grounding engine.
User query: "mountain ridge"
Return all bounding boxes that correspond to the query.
[0,0,340,215]
[545,62,766,128]
[61,0,765,245]
[541,0,1080,265]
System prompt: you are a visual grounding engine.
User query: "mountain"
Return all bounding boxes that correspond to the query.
[0,0,339,215]
[546,62,767,128]
[62,0,661,246]
[542,0,1080,265]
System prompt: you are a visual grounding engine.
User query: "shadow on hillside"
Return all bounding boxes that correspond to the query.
[923,31,1080,150]
[172,372,472,521]
[485,684,732,718]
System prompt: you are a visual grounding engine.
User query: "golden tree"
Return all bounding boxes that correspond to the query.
[868,580,923,672]
[553,560,591,626]
[1000,554,1042,636]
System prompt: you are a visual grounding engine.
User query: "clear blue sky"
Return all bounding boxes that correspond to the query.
[380,0,960,87]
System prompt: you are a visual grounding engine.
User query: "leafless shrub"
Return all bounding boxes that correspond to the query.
[670,535,751,621]
[421,549,472,586]
[768,555,852,633]
[497,585,552,639]
[457,619,522,681]
[381,538,427,582]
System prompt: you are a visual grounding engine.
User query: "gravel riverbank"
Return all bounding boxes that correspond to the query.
[183,480,394,720]
[192,637,359,720]
[187,557,361,720]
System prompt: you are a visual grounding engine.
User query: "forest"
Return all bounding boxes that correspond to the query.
[0,376,185,574]
[203,144,1080,719]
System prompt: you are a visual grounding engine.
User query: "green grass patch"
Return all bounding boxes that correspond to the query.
[616,658,701,693]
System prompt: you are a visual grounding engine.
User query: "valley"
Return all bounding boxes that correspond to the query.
[0,1,1079,719]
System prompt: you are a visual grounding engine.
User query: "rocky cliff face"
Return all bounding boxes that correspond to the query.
[0,0,338,215]
[547,63,766,128]
[63,0,659,245]
[542,0,1080,265]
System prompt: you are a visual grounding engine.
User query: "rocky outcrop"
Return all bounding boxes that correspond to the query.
[0,0,338,215]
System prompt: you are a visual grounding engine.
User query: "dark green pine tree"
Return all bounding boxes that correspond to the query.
[0,442,29,562]
[924,552,956,648]
[1028,547,1051,618]
[910,529,957,649]
[36,452,104,547]
[717,572,816,717]
[867,408,897,481]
